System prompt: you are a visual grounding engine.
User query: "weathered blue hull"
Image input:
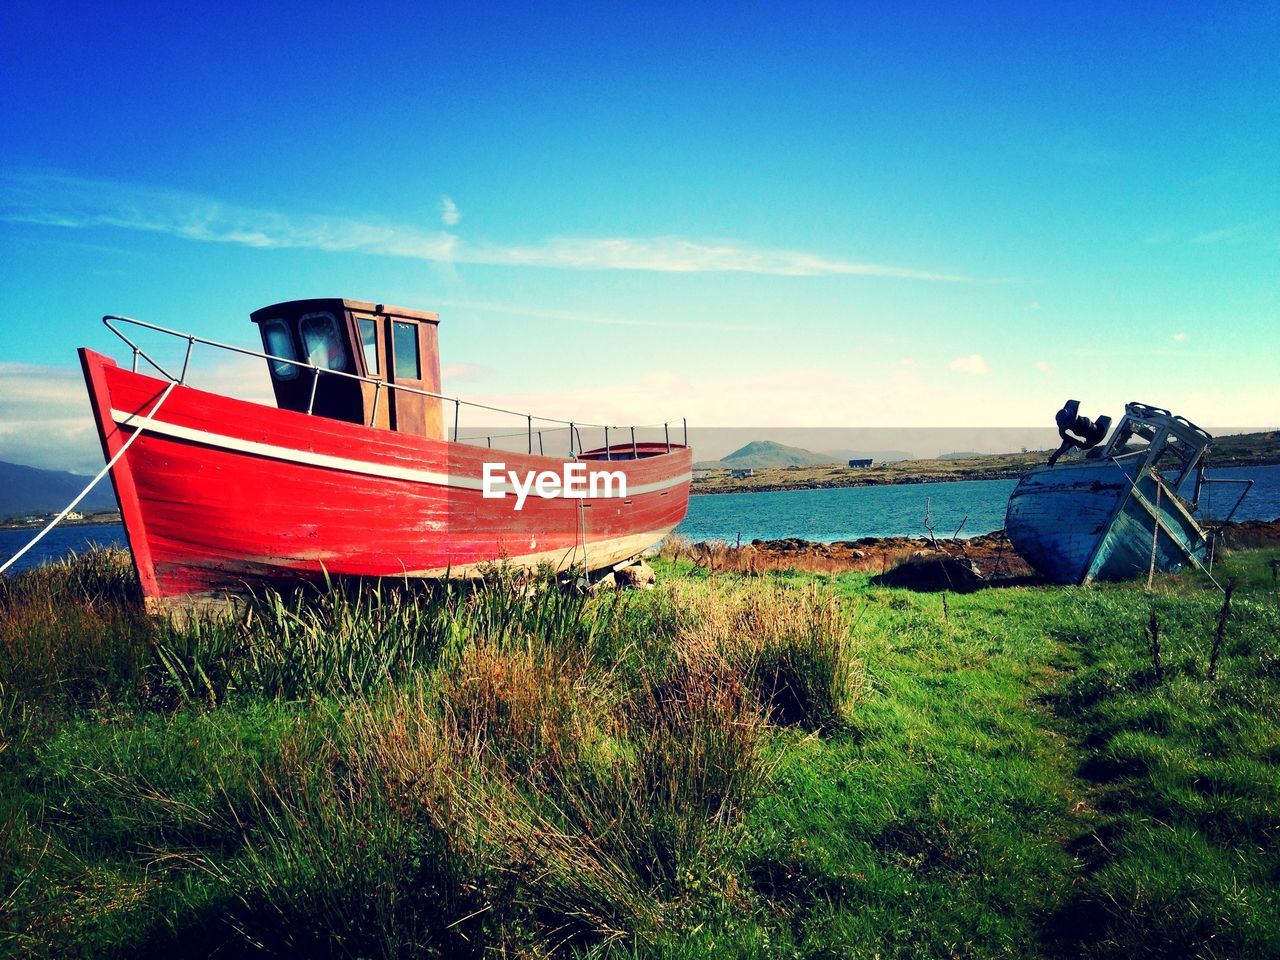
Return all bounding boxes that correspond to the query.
[1005,460,1209,584]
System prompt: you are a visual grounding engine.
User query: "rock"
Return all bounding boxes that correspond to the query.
[616,560,656,590]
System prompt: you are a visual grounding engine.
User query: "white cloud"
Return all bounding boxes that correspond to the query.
[0,355,274,473]
[469,365,1280,439]
[464,366,970,431]
[949,354,989,375]
[461,236,964,279]
[0,362,101,472]
[1172,332,1187,342]
[441,361,485,382]
[898,358,915,367]
[0,172,966,281]
[1028,301,1041,310]
[1033,360,1052,374]
[440,195,460,226]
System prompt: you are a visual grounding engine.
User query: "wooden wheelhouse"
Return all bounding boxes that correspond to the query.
[250,298,444,439]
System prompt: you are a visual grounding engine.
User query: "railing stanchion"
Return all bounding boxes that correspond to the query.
[486,436,492,449]
[664,422,670,453]
[370,381,382,427]
[683,418,688,447]
[307,367,320,415]
[538,431,544,455]
[131,347,139,372]
[605,426,610,460]
[527,416,533,454]
[179,336,195,383]
[453,400,460,442]
[631,426,638,459]
[569,422,575,458]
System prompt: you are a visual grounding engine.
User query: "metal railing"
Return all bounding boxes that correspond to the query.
[1197,477,1254,525]
[103,315,688,458]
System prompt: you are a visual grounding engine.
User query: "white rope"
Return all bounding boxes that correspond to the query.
[0,381,178,575]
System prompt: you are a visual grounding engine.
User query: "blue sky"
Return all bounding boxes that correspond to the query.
[1,0,1276,470]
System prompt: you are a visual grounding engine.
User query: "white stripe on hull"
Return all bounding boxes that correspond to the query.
[110,408,690,498]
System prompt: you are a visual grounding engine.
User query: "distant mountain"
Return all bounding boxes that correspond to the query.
[0,460,117,519]
[822,449,912,463]
[938,451,983,460]
[716,441,841,470]
[693,441,915,471]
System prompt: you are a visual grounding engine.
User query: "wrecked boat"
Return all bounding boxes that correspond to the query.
[80,298,692,611]
[1006,401,1251,584]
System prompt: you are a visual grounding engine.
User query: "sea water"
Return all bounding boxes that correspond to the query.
[3,464,1278,573]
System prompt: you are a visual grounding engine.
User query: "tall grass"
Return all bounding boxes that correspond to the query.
[668,579,861,730]
[1,552,860,957]
[0,549,150,720]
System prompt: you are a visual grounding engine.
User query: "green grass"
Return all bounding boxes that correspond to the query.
[2,548,1278,958]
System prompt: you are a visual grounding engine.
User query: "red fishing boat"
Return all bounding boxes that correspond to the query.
[79,298,692,611]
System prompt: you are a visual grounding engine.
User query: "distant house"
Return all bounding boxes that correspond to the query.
[730,468,754,479]
[847,458,873,469]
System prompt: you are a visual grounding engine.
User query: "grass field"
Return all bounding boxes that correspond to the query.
[2,548,1278,958]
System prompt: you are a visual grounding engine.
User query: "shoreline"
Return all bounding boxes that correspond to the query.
[0,513,122,532]
[691,452,1280,497]
[671,518,1280,579]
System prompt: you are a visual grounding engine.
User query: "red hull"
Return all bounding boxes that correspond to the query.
[80,350,691,607]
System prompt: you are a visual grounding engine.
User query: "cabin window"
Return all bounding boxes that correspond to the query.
[299,312,348,371]
[261,320,298,379]
[357,318,379,375]
[392,320,420,379]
